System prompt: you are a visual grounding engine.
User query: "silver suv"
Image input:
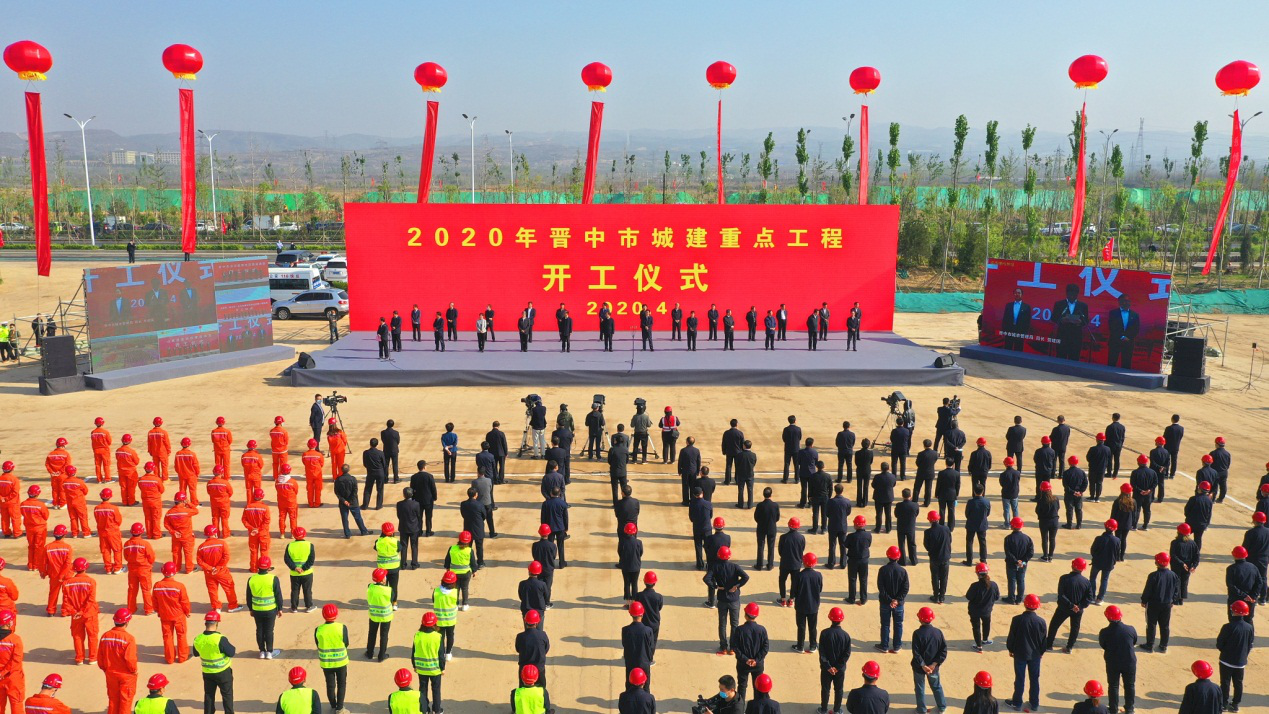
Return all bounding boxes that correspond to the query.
[272,289,349,320]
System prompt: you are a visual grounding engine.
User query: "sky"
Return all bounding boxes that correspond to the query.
[3,0,1268,145]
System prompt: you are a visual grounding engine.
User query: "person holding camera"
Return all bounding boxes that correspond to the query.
[529,399,548,459]
[630,403,652,465]
[694,675,743,714]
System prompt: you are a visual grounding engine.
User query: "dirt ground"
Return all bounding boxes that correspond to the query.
[0,261,1266,714]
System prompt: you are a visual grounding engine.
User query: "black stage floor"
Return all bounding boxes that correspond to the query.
[290,330,963,388]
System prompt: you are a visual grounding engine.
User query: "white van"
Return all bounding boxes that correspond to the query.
[268,266,328,303]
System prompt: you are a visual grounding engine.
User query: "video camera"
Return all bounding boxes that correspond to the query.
[881,391,908,416]
[521,394,541,406]
[692,696,711,714]
[633,397,647,410]
[593,393,606,411]
[948,395,961,415]
[322,391,348,408]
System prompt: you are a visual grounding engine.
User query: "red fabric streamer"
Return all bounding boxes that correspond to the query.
[716,97,724,204]
[582,100,603,204]
[858,105,869,205]
[1068,102,1087,257]
[26,92,49,276]
[1204,109,1243,275]
[417,100,439,203]
[179,88,196,255]
[1102,237,1114,262]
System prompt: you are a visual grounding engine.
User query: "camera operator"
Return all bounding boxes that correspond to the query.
[529,397,548,458]
[933,396,960,452]
[694,675,743,714]
[585,404,606,460]
[309,394,325,442]
[630,401,653,465]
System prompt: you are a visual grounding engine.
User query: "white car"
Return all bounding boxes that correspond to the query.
[0,222,29,232]
[277,222,300,232]
[323,258,348,281]
[312,253,341,269]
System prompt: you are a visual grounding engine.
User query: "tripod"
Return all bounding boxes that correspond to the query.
[1239,343,1262,393]
[517,411,535,458]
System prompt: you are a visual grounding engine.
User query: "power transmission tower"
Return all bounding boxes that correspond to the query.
[1130,118,1145,173]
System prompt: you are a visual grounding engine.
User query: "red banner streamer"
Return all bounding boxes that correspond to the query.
[858,104,869,205]
[417,100,439,203]
[1068,102,1087,257]
[1204,109,1243,275]
[1102,237,1114,262]
[582,100,603,204]
[179,87,196,255]
[26,92,49,276]
[716,98,724,204]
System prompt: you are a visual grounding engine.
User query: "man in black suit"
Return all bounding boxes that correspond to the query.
[1001,288,1032,351]
[431,311,445,351]
[782,416,802,484]
[108,288,131,324]
[381,419,401,484]
[525,301,537,342]
[1106,295,1140,369]
[849,302,863,348]
[390,311,403,352]
[1104,413,1126,479]
[1006,416,1027,473]
[835,421,856,483]
[484,304,496,341]
[671,302,683,341]
[806,310,819,351]
[721,419,745,486]
[376,317,390,360]
[518,311,531,352]
[763,310,777,350]
[1162,414,1184,479]
[445,302,458,341]
[1051,283,1089,360]
[745,306,758,341]
[889,417,911,480]
[1050,416,1071,468]
[410,304,422,341]
[559,309,573,353]
[409,460,438,536]
[599,302,614,352]
[819,302,830,341]
[361,438,387,510]
[126,238,137,263]
[777,304,788,341]
[686,311,699,351]
[486,421,509,483]
[555,302,568,338]
[639,308,654,351]
[707,304,720,341]
[309,394,325,442]
[722,310,736,351]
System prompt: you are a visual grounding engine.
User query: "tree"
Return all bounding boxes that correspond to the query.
[940,114,970,288]
[757,132,774,203]
[886,122,901,204]
[839,132,855,201]
[795,128,810,201]
[1172,120,1209,278]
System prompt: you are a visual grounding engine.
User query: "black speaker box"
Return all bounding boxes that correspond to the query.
[934,354,956,368]
[1171,336,1206,378]
[41,335,77,378]
[1166,374,1210,394]
[39,375,86,395]
[297,352,316,369]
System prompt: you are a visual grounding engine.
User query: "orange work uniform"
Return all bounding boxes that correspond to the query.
[211,426,233,476]
[173,447,200,506]
[44,447,71,508]
[137,470,164,539]
[327,429,348,479]
[94,501,124,573]
[40,539,73,615]
[163,503,199,573]
[206,474,234,538]
[241,500,272,572]
[196,537,239,610]
[302,448,325,508]
[61,476,92,537]
[19,497,47,570]
[122,536,155,615]
[242,449,264,499]
[61,572,99,663]
[90,426,113,482]
[24,692,70,714]
[0,472,22,538]
[114,444,141,505]
[276,477,299,536]
[0,631,25,714]
[269,426,290,478]
[97,624,138,714]
[0,574,19,617]
[152,575,190,663]
[146,427,171,480]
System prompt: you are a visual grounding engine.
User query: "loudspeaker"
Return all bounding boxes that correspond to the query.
[39,375,86,396]
[1167,374,1210,394]
[297,352,316,369]
[933,354,956,368]
[41,335,77,378]
[1171,336,1206,378]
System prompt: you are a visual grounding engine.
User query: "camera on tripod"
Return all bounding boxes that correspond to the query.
[881,391,908,416]
[322,391,348,408]
[633,397,647,410]
[593,393,606,411]
[947,394,961,416]
[521,394,541,415]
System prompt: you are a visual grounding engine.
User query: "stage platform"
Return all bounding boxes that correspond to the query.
[289,331,963,388]
[85,345,296,391]
[958,344,1166,389]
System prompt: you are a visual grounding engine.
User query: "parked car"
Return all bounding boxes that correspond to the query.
[277,222,300,232]
[312,253,340,269]
[272,289,349,320]
[1040,222,1071,236]
[0,222,29,232]
[138,222,177,232]
[275,250,315,267]
[1155,224,1181,235]
[323,258,348,281]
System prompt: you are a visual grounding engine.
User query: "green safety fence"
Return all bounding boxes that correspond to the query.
[896,289,1269,314]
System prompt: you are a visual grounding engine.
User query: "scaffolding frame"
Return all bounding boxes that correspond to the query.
[1164,292,1229,372]
[4,278,92,373]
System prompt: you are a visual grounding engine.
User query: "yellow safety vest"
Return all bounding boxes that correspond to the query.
[287,540,314,576]
[412,630,442,676]
[314,622,349,669]
[375,536,401,570]
[446,544,471,574]
[133,696,170,714]
[432,587,457,628]
[248,573,276,612]
[389,689,422,714]
[193,631,230,674]
[514,686,547,714]
[278,686,314,714]
[367,583,394,623]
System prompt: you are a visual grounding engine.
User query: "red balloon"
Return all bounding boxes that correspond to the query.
[162,44,203,80]
[3,40,52,80]
[1216,60,1260,96]
[414,62,448,92]
[1068,55,1108,89]
[849,66,881,95]
[706,61,737,89]
[581,62,612,92]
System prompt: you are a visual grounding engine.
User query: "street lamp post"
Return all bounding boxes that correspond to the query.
[505,130,514,203]
[199,130,219,243]
[462,113,477,204]
[64,113,96,246]
[1095,128,1119,258]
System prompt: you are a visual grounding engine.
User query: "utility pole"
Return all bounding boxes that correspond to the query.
[64,113,96,246]
[462,114,477,204]
[505,129,514,203]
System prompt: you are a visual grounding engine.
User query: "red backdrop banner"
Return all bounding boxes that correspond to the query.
[417,99,439,203]
[25,92,50,276]
[980,259,1173,374]
[345,203,899,332]
[179,87,196,254]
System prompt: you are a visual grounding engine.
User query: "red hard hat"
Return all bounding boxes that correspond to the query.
[1202,454,1214,464]
[717,546,731,560]
[394,668,413,688]
[917,607,935,624]
[537,524,552,537]
[174,491,187,502]
[976,437,987,446]
[64,465,77,477]
[975,562,990,574]
[459,531,473,544]
[1003,457,1015,466]
[1040,435,1051,444]
[205,610,222,623]
[803,552,818,568]
[180,437,192,448]
[713,517,726,529]
[144,462,155,472]
[1215,436,1225,444]
[1233,546,1248,559]
[1255,512,1268,524]
[72,557,88,572]
[53,524,68,537]
[853,515,867,527]
[629,667,648,686]
[664,406,672,412]
[755,674,773,693]
[928,511,941,522]
[520,664,539,685]
[0,558,5,570]
[744,602,761,618]
[247,439,258,449]
[1084,680,1105,698]
[788,518,801,529]
[1071,557,1087,571]
[644,571,657,585]
[862,661,881,679]
[0,610,13,627]
[280,464,292,474]
[257,556,272,569]
[328,418,336,426]
[1010,517,1024,530]
[1155,552,1171,567]
[381,522,395,536]
[307,439,318,449]
[253,488,265,501]
[288,667,307,685]
[147,674,169,690]
[524,610,541,625]
[293,527,307,539]
[41,674,63,689]
[1231,600,1251,616]
[528,561,543,575]
[161,562,177,577]
[442,570,457,585]
[322,604,339,621]
[1136,454,1148,465]
[114,608,133,625]
[55,437,68,447]
[274,416,285,425]
[886,545,901,560]
[153,417,163,426]
[1191,660,1214,680]
[100,488,113,500]
[1095,432,1105,441]
[1155,436,1165,445]
[1120,483,1132,494]
[95,417,105,426]
[628,601,645,617]
[1104,605,1122,621]
[828,607,845,622]
[1067,456,1079,466]
[1105,519,1118,531]
[1023,594,1041,610]
[215,416,226,426]
[130,523,145,536]
[1199,481,1211,491]
[1040,481,1052,492]
[122,434,133,444]
[624,523,638,536]
[1177,523,1192,535]
[421,612,437,627]
[372,568,388,583]
[0,461,11,472]
[974,671,993,689]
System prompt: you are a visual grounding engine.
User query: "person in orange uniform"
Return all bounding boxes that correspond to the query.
[122,524,155,615]
[41,525,73,616]
[206,465,233,538]
[275,465,300,537]
[0,462,22,538]
[301,440,325,508]
[98,608,138,714]
[61,465,92,538]
[91,417,113,483]
[242,488,272,572]
[62,557,99,664]
[152,562,190,664]
[20,485,48,571]
[147,417,172,481]
[242,440,265,501]
[163,492,199,574]
[115,434,141,506]
[211,416,233,477]
[270,416,290,479]
[0,560,18,625]
[327,419,348,480]
[45,437,72,510]
[196,525,241,613]
[137,463,165,539]
[173,438,201,507]
[95,488,124,574]
[0,610,22,714]
[25,673,70,714]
